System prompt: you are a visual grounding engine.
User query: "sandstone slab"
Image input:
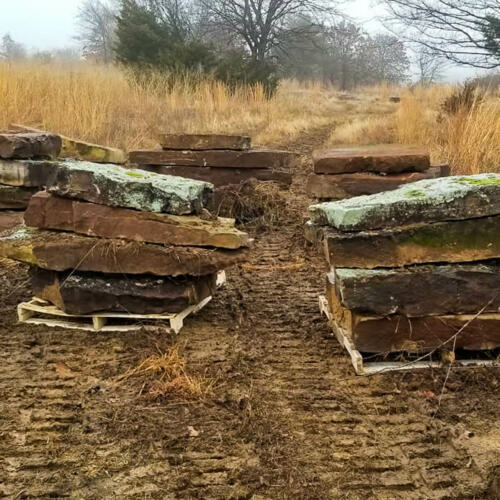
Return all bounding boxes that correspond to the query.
[0,227,248,276]
[312,145,430,174]
[334,263,500,317]
[159,134,251,151]
[137,165,292,187]
[0,186,37,209]
[306,169,438,199]
[46,160,213,215]
[11,124,127,164]
[0,159,56,187]
[309,173,500,230]
[327,272,500,352]
[0,133,62,160]
[323,215,500,268]
[0,211,24,232]
[25,193,250,249]
[30,268,217,314]
[129,149,298,169]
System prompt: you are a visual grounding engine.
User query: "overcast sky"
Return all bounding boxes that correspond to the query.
[0,0,477,81]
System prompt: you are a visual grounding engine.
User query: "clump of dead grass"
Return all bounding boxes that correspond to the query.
[115,345,214,400]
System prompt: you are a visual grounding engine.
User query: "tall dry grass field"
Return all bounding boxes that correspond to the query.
[0,60,498,174]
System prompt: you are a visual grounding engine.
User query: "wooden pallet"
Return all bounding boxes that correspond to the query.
[319,295,500,376]
[17,271,226,334]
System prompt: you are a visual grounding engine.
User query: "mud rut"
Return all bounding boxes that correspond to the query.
[1,127,499,499]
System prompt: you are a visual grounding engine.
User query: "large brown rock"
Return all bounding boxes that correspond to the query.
[313,145,430,174]
[137,165,292,187]
[0,159,56,187]
[10,124,127,164]
[46,160,213,215]
[323,215,500,268]
[309,173,500,230]
[159,134,251,151]
[25,193,250,249]
[334,263,500,316]
[0,227,248,276]
[306,169,438,199]
[129,149,298,169]
[30,268,217,314]
[0,185,37,209]
[326,272,500,353]
[0,133,61,159]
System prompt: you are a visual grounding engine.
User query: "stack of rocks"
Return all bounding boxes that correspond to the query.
[307,145,448,201]
[129,134,296,189]
[309,174,500,357]
[0,160,249,318]
[0,133,61,230]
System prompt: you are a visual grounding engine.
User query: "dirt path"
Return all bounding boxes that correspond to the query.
[0,125,499,498]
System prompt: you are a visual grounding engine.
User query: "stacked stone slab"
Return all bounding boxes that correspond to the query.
[0,133,61,209]
[0,160,250,316]
[307,145,449,200]
[308,173,500,354]
[128,134,296,189]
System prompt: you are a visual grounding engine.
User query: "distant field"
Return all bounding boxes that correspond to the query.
[0,61,498,174]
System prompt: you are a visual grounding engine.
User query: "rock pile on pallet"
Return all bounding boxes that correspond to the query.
[129,134,296,188]
[307,145,449,200]
[0,160,250,319]
[309,173,500,357]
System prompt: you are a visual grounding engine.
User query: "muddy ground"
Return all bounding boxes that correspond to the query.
[1,130,499,499]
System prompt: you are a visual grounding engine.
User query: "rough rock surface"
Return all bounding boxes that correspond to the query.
[312,145,430,174]
[0,133,61,159]
[0,211,24,232]
[309,173,500,230]
[0,159,56,187]
[137,165,292,187]
[159,134,251,151]
[334,263,500,316]
[0,227,248,276]
[323,215,500,268]
[25,193,250,249]
[129,149,298,169]
[10,124,126,164]
[306,169,438,199]
[46,160,213,215]
[0,186,37,209]
[327,272,500,352]
[30,268,217,314]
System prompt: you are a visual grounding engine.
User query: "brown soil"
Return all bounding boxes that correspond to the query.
[1,127,499,499]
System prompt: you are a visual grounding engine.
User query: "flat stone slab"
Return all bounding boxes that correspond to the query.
[306,169,439,199]
[323,215,500,268]
[334,263,500,317]
[129,149,298,169]
[25,193,250,249]
[0,133,62,160]
[309,173,500,230]
[0,159,56,187]
[159,134,251,151]
[137,165,292,187]
[46,160,213,215]
[31,268,217,315]
[327,272,500,353]
[0,227,248,276]
[0,186,37,209]
[11,124,127,164]
[0,211,24,232]
[313,145,430,174]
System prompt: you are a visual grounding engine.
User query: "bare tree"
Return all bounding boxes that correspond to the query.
[381,0,500,69]
[76,0,118,62]
[414,47,447,84]
[197,0,338,61]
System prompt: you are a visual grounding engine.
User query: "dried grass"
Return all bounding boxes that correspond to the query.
[115,345,214,400]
